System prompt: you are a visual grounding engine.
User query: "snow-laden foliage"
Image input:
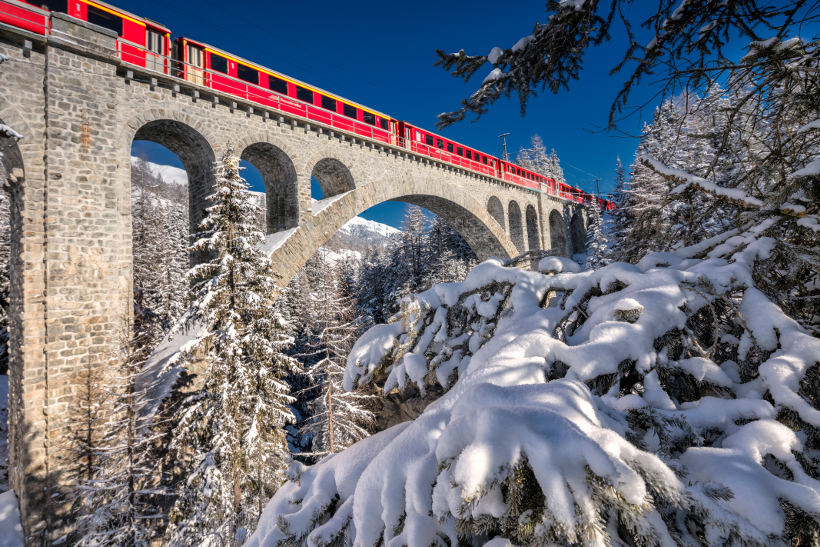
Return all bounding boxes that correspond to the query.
[515,134,564,184]
[584,202,608,270]
[248,227,819,546]
[74,323,165,546]
[298,250,376,458]
[164,148,301,545]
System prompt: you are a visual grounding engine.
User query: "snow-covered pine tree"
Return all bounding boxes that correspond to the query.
[546,148,565,184]
[164,146,301,546]
[614,100,683,262]
[608,156,631,258]
[515,134,549,174]
[584,200,608,270]
[300,250,375,458]
[74,319,164,546]
[515,136,565,183]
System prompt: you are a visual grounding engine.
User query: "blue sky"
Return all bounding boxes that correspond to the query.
[130,0,663,228]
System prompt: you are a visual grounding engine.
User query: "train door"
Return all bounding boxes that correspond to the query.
[145,28,164,72]
[186,43,204,85]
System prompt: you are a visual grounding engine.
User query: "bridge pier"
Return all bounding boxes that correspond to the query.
[0,13,587,542]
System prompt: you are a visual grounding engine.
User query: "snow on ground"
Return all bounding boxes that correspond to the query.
[130,156,188,186]
[249,230,820,546]
[0,490,23,547]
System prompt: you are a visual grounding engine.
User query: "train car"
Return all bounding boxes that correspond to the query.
[175,37,396,145]
[398,122,499,177]
[6,0,170,72]
[499,160,546,191]
[0,0,48,35]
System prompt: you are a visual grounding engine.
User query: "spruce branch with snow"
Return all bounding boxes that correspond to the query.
[435,1,818,129]
[249,229,820,546]
[164,147,301,545]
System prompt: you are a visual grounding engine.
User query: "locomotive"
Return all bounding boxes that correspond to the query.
[0,0,614,210]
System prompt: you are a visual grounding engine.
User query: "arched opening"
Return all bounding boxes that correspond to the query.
[487,196,505,230]
[549,209,567,255]
[130,119,213,337]
[311,158,354,205]
[240,142,299,234]
[399,194,509,261]
[570,212,586,256]
[508,200,524,253]
[132,119,214,235]
[525,205,540,251]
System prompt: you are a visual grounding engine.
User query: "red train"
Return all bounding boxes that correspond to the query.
[0,0,614,210]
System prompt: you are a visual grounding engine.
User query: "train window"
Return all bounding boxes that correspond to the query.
[86,4,123,36]
[379,118,389,130]
[482,156,488,165]
[210,53,229,74]
[425,135,434,146]
[268,76,288,94]
[457,147,463,156]
[321,95,336,111]
[186,44,204,85]
[343,103,357,118]
[145,29,164,72]
[465,150,472,160]
[296,86,314,103]
[39,0,67,13]
[436,139,444,149]
[446,143,454,153]
[415,131,422,141]
[362,112,376,125]
[237,64,258,85]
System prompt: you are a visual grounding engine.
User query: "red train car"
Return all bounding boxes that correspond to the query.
[0,0,48,35]
[175,37,396,145]
[398,122,499,177]
[4,0,170,71]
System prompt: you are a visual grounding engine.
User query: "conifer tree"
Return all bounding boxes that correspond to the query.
[608,157,631,257]
[74,320,164,546]
[164,147,301,546]
[584,200,608,270]
[300,250,375,458]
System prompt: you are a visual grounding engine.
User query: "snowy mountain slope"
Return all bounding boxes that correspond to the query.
[131,156,188,187]
[249,229,820,546]
[320,209,400,256]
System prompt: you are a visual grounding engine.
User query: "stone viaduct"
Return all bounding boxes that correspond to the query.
[0,14,589,541]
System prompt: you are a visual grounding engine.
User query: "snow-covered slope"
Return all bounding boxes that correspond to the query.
[323,215,399,256]
[249,228,820,546]
[131,157,188,187]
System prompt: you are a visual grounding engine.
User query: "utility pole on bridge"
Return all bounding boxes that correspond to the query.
[498,132,510,161]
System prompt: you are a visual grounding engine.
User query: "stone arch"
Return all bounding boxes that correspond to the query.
[487,195,505,230]
[311,157,354,199]
[525,204,540,251]
[267,177,519,285]
[129,118,216,235]
[240,142,299,233]
[570,212,586,255]
[549,209,567,255]
[508,200,524,253]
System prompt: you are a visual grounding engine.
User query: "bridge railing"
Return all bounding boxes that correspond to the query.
[0,0,48,36]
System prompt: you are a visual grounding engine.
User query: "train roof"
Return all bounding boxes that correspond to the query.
[402,122,501,161]
[85,0,170,32]
[179,36,393,122]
